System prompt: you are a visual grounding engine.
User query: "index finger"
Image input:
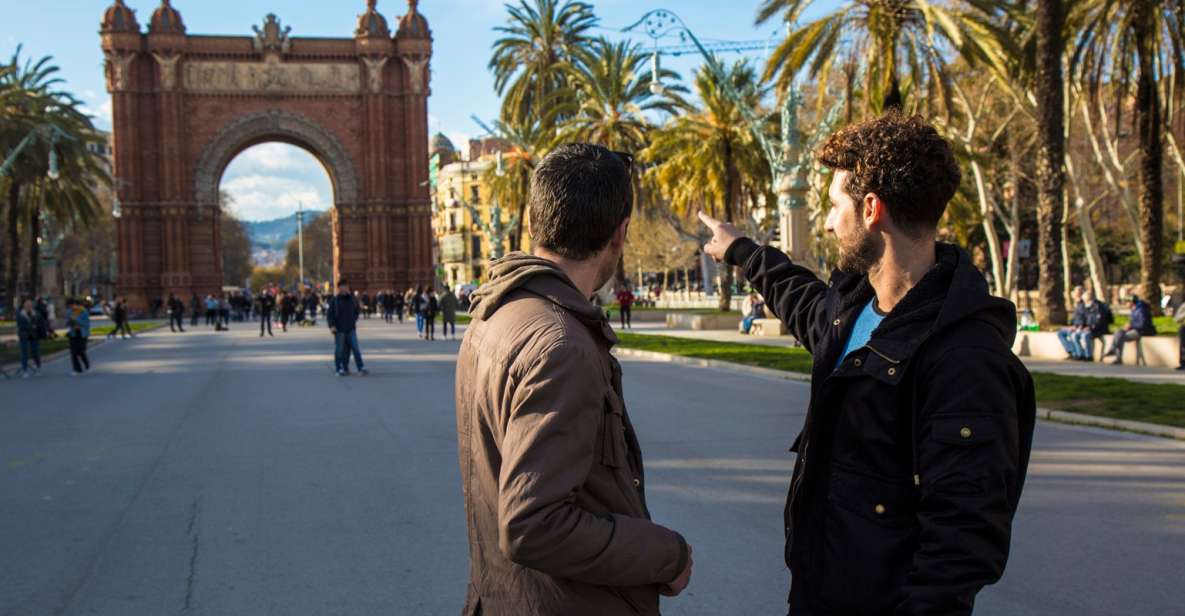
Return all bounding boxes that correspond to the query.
[697,210,720,229]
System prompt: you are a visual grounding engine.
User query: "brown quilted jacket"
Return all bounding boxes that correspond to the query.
[455,253,688,616]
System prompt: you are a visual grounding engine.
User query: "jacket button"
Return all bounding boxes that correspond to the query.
[853,358,863,367]
[874,504,886,515]
[887,367,896,376]
[633,478,641,488]
[960,427,973,439]
[833,319,841,326]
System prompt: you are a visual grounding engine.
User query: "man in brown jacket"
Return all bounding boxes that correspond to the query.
[455,144,692,615]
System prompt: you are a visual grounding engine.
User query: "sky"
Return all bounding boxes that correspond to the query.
[3,0,839,221]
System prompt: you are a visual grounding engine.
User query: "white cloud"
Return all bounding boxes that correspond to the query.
[80,93,113,130]
[221,175,329,221]
[221,143,334,221]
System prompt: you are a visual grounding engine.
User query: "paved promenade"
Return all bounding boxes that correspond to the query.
[1,320,1182,615]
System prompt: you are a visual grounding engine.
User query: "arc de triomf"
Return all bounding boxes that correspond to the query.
[100,0,433,310]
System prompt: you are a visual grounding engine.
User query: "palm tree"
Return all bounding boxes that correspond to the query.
[2,47,108,311]
[559,38,687,152]
[488,0,597,127]
[756,0,1012,113]
[1033,0,1068,324]
[1073,0,1184,311]
[645,60,771,311]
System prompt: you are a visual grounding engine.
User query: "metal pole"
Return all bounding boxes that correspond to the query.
[297,201,305,288]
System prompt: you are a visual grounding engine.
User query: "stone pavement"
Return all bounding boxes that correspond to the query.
[0,319,1182,615]
[618,322,1185,385]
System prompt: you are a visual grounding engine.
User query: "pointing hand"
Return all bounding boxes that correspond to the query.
[698,211,745,264]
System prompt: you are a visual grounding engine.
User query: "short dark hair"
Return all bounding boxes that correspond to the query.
[817,112,960,237]
[529,143,633,260]
[338,279,349,287]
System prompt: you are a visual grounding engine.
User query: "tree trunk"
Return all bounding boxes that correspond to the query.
[5,181,21,312]
[1034,0,1067,325]
[1134,0,1165,312]
[1066,153,1109,297]
[27,195,41,300]
[719,139,737,313]
[883,73,903,111]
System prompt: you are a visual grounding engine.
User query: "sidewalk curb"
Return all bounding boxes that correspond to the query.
[1,321,168,374]
[1035,409,1185,441]
[613,347,1185,442]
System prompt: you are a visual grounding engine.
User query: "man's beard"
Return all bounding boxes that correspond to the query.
[836,227,882,274]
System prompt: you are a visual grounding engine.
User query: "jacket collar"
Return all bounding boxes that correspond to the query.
[469,252,618,345]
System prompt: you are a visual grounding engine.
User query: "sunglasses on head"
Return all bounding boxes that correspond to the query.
[612,150,634,171]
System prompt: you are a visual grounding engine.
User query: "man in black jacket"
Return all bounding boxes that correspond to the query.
[701,112,1035,616]
[327,279,366,376]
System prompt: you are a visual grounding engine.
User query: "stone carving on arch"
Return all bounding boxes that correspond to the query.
[192,109,359,206]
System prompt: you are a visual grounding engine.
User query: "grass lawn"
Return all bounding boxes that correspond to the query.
[0,321,162,367]
[614,332,1185,429]
[1110,315,1179,336]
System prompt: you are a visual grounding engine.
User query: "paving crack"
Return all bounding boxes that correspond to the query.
[183,497,201,612]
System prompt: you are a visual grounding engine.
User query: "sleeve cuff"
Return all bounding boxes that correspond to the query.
[724,237,760,268]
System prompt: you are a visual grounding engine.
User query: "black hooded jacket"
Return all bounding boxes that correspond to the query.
[726,239,1036,616]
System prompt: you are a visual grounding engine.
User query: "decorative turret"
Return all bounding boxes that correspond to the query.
[396,0,431,39]
[101,0,139,34]
[356,0,391,38]
[149,0,185,35]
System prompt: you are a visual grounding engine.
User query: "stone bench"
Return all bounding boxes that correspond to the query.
[750,318,788,337]
[666,313,743,331]
[1012,330,1180,368]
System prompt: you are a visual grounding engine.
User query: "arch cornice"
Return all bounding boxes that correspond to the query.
[192,109,359,205]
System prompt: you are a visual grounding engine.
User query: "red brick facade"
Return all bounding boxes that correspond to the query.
[100,1,433,310]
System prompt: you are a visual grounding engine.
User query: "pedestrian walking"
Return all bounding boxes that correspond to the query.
[257,291,275,337]
[615,284,635,329]
[326,279,366,376]
[15,299,45,377]
[204,294,218,325]
[109,298,133,339]
[439,286,459,340]
[393,291,405,323]
[189,293,200,327]
[700,113,1035,616]
[455,144,692,616]
[423,288,439,341]
[66,299,91,375]
[412,285,426,337]
[167,293,186,332]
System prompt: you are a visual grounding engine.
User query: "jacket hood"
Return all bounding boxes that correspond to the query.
[837,243,1017,360]
[468,252,617,344]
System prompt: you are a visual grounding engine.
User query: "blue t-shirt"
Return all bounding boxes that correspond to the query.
[837,298,885,367]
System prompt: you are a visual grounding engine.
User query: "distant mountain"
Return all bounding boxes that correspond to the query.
[243,211,328,253]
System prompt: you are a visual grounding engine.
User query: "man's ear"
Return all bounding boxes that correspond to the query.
[613,217,631,248]
[864,193,886,230]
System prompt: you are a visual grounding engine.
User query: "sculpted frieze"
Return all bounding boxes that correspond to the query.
[183,59,360,94]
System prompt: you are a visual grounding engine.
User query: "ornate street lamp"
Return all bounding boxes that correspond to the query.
[624,9,846,264]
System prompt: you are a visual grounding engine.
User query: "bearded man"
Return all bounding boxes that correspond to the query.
[701,112,1035,616]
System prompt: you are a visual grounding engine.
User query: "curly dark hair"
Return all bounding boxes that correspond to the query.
[816,112,960,238]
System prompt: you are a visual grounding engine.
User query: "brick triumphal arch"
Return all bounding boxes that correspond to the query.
[100,0,434,310]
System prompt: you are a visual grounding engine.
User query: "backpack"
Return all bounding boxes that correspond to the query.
[1099,302,1114,328]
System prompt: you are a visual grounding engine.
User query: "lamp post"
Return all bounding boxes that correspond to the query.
[296,201,305,288]
[624,9,844,264]
[462,153,518,263]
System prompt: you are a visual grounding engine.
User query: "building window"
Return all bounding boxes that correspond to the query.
[472,235,482,259]
[470,185,480,203]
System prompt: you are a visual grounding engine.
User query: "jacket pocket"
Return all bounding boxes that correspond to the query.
[601,391,628,469]
[820,468,919,614]
[931,414,998,446]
